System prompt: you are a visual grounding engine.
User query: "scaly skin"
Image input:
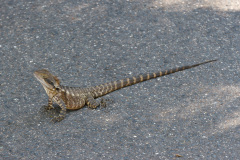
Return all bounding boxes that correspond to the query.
[34,60,216,122]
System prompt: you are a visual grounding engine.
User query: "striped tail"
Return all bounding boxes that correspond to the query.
[91,60,217,98]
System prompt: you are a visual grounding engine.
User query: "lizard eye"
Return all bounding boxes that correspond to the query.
[55,87,60,91]
[43,78,54,87]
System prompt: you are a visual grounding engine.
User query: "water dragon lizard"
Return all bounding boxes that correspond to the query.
[34,60,216,122]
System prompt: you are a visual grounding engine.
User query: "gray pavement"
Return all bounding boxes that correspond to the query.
[1,0,240,159]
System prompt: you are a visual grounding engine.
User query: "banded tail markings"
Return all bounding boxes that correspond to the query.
[120,79,124,88]
[160,71,163,76]
[133,77,137,84]
[126,78,131,86]
[114,81,118,90]
[90,59,217,98]
[153,73,157,78]
[147,73,150,80]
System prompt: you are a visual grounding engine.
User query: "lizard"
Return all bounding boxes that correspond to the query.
[34,59,216,122]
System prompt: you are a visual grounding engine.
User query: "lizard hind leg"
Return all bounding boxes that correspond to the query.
[86,96,100,109]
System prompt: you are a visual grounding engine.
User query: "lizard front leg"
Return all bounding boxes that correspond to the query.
[44,97,54,110]
[51,97,67,122]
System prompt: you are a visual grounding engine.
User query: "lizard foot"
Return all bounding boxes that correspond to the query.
[100,98,113,108]
[51,115,65,122]
[100,98,107,108]
[44,105,54,110]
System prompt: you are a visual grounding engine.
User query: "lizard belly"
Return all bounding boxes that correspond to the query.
[66,99,85,110]
[65,91,86,110]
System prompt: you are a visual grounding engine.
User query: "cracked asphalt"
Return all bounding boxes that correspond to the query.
[1,0,240,159]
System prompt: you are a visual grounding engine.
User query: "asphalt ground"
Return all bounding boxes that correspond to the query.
[1,0,240,159]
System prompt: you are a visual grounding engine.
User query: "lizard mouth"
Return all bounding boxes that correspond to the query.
[33,72,42,82]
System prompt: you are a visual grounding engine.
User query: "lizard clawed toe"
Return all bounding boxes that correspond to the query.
[44,105,54,110]
[100,98,107,108]
[51,115,65,122]
[100,98,113,108]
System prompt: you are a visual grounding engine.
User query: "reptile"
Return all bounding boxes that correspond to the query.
[34,59,216,122]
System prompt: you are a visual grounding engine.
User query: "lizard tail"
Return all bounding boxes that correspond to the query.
[91,59,217,98]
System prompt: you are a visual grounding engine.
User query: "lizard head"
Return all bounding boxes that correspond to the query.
[34,69,61,91]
